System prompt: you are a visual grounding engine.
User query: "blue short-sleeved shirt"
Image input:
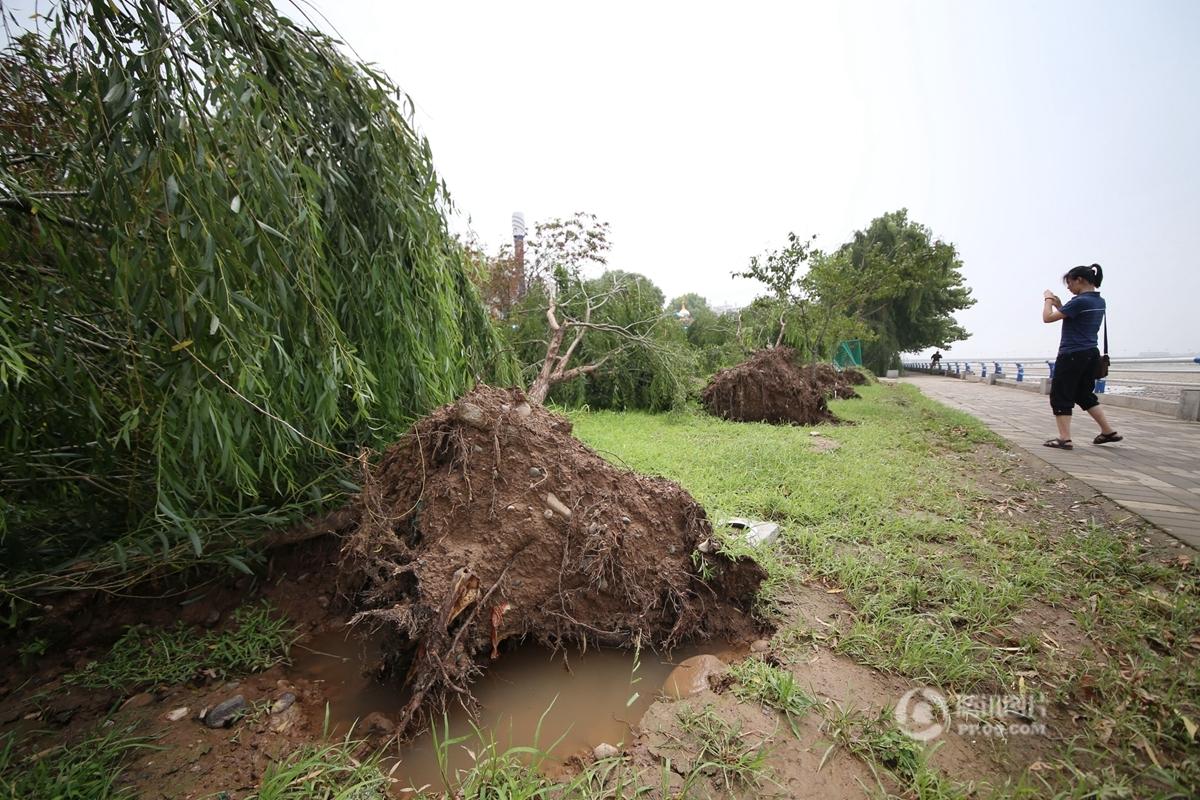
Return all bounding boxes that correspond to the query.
[1059,291,1105,354]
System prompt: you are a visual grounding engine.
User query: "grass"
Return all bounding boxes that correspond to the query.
[571,385,1200,797]
[671,704,774,793]
[8,384,1197,798]
[0,724,151,800]
[64,601,297,691]
[246,736,391,800]
[727,657,817,736]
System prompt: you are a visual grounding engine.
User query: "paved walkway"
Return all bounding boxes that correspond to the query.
[903,375,1200,548]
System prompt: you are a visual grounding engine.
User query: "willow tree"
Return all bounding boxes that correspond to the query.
[0,0,514,594]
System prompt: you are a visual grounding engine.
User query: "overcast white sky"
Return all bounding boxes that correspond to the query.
[291,0,1200,359]
[8,1,1200,358]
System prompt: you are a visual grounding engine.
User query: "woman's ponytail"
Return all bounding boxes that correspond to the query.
[1063,263,1104,288]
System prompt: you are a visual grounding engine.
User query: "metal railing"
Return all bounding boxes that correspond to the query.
[901,356,1200,395]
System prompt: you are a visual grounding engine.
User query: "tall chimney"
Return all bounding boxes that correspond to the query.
[512,211,526,299]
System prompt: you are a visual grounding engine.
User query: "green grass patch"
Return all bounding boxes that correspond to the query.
[64,602,297,691]
[571,385,1200,796]
[728,657,817,736]
[672,704,773,794]
[247,737,390,800]
[0,724,150,800]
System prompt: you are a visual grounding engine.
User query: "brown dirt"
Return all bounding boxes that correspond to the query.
[700,348,839,426]
[841,367,870,386]
[804,362,862,400]
[336,385,765,736]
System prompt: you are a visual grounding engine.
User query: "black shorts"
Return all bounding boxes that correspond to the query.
[1050,348,1100,416]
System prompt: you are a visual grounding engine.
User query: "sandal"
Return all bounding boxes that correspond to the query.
[1094,431,1123,445]
[1043,438,1074,450]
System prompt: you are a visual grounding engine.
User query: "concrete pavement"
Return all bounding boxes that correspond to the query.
[903,374,1200,548]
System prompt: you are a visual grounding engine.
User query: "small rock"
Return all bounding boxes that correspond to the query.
[269,704,300,734]
[454,401,488,429]
[697,539,717,554]
[317,595,330,609]
[506,504,516,512]
[270,693,296,715]
[473,444,484,454]
[529,466,543,477]
[500,403,512,412]
[165,707,190,722]
[222,681,240,691]
[543,509,554,519]
[593,742,619,760]
[620,516,631,524]
[750,639,770,653]
[514,402,532,419]
[363,711,395,737]
[203,609,221,628]
[668,544,677,555]
[204,695,247,729]
[121,692,155,710]
[662,655,727,700]
[48,707,77,727]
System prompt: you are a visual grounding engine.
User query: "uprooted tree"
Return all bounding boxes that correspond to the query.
[490,214,693,411]
[736,212,974,373]
[336,385,766,736]
[0,0,514,598]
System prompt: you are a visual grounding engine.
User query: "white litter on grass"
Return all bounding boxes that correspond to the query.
[721,517,781,547]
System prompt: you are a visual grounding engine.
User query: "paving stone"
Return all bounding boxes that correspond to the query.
[904,376,1200,548]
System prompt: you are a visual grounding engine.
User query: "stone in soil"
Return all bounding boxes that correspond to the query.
[593,742,620,760]
[270,692,296,714]
[662,654,727,700]
[204,695,247,728]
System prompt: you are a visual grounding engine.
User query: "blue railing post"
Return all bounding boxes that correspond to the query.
[993,361,1002,377]
[1016,363,1024,382]
[1046,360,1055,379]
[1095,378,1107,394]
[980,362,987,378]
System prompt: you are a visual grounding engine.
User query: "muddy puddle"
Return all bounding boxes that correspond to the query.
[288,627,742,793]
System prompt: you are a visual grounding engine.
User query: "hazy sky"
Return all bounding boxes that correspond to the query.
[7,1,1200,358]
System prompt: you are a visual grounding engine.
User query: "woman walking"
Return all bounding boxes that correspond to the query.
[1042,264,1122,449]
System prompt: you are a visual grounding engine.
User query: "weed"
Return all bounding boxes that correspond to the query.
[728,657,817,736]
[0,724,151,799]
[247,735,390,799]
[65,602,297,691]
[673,704,773,793]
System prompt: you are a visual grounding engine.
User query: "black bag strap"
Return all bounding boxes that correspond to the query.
[1102,313,1108,356]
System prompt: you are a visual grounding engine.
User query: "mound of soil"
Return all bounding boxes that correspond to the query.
[336,386,764,735]
[805,362,861,400]
[700,348,838,425]
[842,367,870,386]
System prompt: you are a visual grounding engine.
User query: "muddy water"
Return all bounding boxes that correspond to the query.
[288,627,741,793]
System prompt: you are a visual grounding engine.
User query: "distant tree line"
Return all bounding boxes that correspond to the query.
[472,209,974,409]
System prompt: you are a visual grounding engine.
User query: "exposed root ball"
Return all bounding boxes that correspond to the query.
[700,348,839,425]
[842,367,871,386]
[336,386,763,736]
[805,362,861,400]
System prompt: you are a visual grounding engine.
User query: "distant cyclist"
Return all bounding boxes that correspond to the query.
[930,351,943,372]
[1041,264,1121,449]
